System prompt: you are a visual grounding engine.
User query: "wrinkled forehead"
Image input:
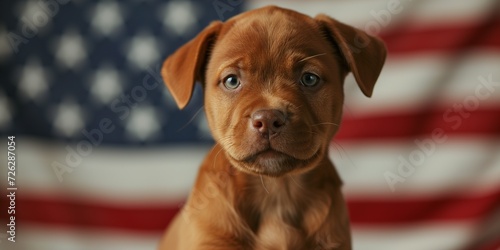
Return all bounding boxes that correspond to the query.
[210,12,332,72]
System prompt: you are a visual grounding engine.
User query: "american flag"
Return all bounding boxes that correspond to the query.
[0,0,499,249]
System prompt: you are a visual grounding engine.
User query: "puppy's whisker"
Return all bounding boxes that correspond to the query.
[299,53,327,62]
[290,175,305,190]
[218,136,235,152]
[306,131,320,136]
[343,103,356,119]
[260,175,270,194]
[331,140,357,169]
[176,106,205,133]
[213,146,225,170]
[312,122,339,127]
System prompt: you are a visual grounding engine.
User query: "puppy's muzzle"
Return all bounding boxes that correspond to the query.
[250,109,287,139]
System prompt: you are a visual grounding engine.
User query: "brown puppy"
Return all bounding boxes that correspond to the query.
[159,6,386,250]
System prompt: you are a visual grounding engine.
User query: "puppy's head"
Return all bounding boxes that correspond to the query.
[162,6,386,177]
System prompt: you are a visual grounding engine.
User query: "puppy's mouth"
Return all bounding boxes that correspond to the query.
[227,145,321,177]
[242,148,291,163]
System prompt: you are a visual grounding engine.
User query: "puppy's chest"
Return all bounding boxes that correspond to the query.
[253,209,307,250]
[253,214,338,250]
[240,182,334,249]
[248,201,327,250]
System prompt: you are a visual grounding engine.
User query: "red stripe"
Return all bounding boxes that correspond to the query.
[335,106,500,142]
[380,18,500,55]
[347,188,500,225]
[1,195,180,233]
[2,188,498,232]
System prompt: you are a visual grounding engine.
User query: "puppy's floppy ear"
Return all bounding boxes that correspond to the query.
[161,21,223,109]
[315,14,386,97]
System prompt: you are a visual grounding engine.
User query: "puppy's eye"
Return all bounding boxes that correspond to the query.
[222,75,240,90]
[300,73,320,87]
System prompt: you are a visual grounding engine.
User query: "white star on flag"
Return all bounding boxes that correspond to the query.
[90,1,124,36]
[18,58,51,102]
[160,1,199,37]
[90,65,123,105]
[18,0,54,32]
[52,99,86,137]
[125,33,161,70]
[125,105,162,141]
[53,30,88,70]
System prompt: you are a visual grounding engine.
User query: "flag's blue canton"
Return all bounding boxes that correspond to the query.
[0,0,243,145]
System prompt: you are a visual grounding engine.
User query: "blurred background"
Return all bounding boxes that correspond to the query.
[0,0,499,249]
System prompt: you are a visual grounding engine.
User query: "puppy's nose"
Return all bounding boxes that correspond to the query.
[251,109,286,137]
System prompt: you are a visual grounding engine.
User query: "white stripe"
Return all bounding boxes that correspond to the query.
[352,222,478,250]
[331,137,500,196]
[11,137,500,201]
[6,224,161,250]
[13,138,210,203]
[344,51,500,116]
[246,0,496,28]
